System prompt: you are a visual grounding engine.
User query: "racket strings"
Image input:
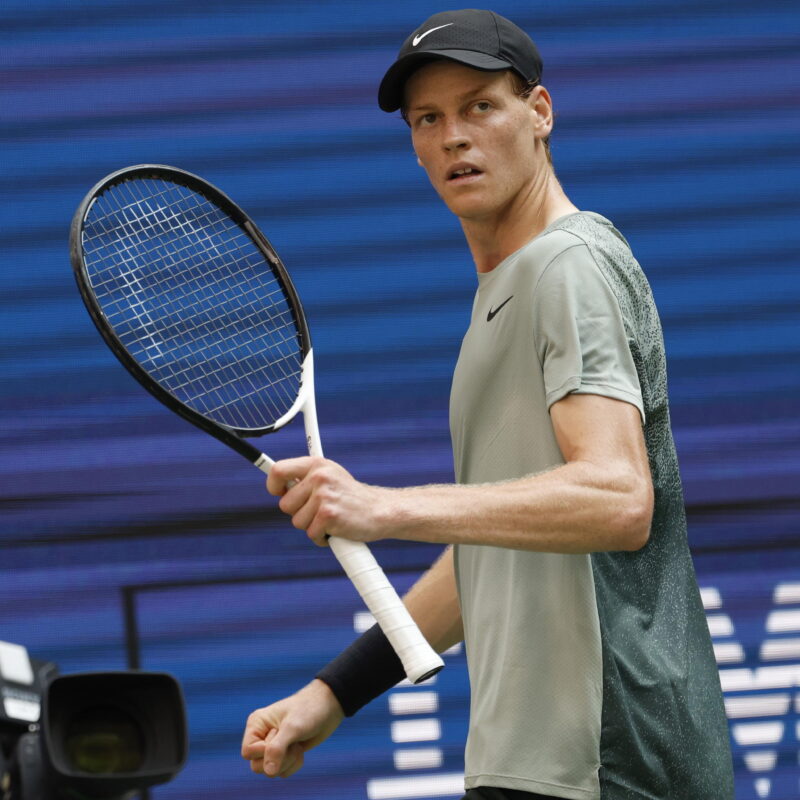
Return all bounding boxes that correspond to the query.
[120,177,301,427]
[139,181,304,417]
[127,179,303,421]
[102,250,297,384]
[81,176,304,430]
[106,182,297,425]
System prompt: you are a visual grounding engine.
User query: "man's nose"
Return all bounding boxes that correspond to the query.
[444,136,469,151]
[442,120,470,151]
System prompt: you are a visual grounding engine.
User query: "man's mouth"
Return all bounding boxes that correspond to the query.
[448,166,483,182]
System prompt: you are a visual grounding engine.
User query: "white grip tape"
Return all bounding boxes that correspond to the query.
[327,537,443,684]
[255,453,444,683]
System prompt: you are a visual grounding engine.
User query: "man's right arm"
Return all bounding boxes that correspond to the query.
[241,545,462,778]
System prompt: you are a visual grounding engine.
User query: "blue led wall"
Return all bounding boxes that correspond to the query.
[1,2,799,798]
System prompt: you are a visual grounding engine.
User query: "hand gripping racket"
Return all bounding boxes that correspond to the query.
[70,164,443,684]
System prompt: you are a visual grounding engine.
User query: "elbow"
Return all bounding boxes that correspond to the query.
[623,514,651,552]
[617,477,654,552]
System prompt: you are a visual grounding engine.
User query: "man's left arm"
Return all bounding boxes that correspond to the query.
[268,392,654,554]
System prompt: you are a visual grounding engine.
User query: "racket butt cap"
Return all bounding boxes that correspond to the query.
[413,664,444,684]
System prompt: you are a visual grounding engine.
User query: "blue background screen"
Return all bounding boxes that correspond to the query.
[1,2,799,798]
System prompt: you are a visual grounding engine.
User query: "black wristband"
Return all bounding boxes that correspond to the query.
[315,624,406,717]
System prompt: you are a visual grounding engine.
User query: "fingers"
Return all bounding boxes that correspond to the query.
[267,458,339,547]
[241,708,271,757]
[242,681,346,782]
[278,742,306,778]
[248,744,305,778]
[262,721,307,778]
[279,480,314,525]
[242,715,273,776]
[261,726,283,777]
[266,456,320,497]
[243,722,291,778]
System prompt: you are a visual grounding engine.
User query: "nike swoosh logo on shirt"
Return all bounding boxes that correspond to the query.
[412,23,454,46]
[487,295,514,322]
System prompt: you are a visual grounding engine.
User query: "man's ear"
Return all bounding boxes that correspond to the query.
[417,156,424,167]
[530,85,554,138]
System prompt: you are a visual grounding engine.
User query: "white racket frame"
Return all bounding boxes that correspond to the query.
[254,350,444,684]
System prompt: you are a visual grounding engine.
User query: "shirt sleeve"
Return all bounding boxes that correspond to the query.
[532,243,646,425]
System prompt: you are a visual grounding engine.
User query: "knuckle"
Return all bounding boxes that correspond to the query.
[270,463,285,480]
[308,469,326,487]
[317,503,336,524]
[312,462,336,484]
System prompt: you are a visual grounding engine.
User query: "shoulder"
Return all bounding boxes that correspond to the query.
[515,212,627,281]
[520,226,586,274]
[528,233,607,299]
[549,211,634,252]
[539,212,654,310]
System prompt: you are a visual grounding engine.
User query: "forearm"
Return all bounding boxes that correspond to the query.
[402,545,462,652]
[384,459,652,553]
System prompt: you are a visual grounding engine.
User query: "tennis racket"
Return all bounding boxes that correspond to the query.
[69,164,443,684]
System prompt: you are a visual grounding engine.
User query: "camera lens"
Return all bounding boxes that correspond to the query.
[64,706,145,774]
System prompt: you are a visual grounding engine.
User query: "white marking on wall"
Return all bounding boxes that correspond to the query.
[389,691,439,715]
[701,587,722,610]
[701,581,800,799]
[367,773,464,799]
[714,642,745,664]
[391,719,441,743]
[760,638,800,661]
[354,610,375,633]
[767,609,800,633]
[725,694,790,719]
[774,583,800,605]
[732,721,785,746]
[707,614,735,637]
[754,778,771,798]
[743,750,778,772]
[393,748,444,771]
[719,665,800,692]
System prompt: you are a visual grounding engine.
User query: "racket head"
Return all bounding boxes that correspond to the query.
[70,164,311,461]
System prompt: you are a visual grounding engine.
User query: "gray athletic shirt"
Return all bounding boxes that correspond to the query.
[450,212,733,799]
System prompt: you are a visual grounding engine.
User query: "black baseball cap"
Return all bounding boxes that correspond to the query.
[378,9,543,112]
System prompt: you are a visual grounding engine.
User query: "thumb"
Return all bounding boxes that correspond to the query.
[241,738,265,759]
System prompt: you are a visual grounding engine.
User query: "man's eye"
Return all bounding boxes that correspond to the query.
[419,113,437,126]
[473,101,492,113]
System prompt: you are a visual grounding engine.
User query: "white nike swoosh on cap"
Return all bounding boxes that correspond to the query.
[412,23,454,47]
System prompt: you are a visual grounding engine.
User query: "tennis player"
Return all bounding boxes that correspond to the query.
[242,10,734,799]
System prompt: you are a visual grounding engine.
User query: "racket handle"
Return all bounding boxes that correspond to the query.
[255,454,444,684]
[326,536,444,684]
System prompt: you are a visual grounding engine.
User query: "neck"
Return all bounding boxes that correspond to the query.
[461,168,579,273]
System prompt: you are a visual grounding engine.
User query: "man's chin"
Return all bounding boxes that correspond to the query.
[441,194,495,222]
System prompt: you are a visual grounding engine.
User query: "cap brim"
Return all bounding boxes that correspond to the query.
[378,50,511,112]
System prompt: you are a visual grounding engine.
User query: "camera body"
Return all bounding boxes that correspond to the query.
[1,642,187,800]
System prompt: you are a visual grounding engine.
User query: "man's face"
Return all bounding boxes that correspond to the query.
[404,61,544,223]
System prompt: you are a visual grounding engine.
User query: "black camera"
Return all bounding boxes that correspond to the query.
[1,641,187,800]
